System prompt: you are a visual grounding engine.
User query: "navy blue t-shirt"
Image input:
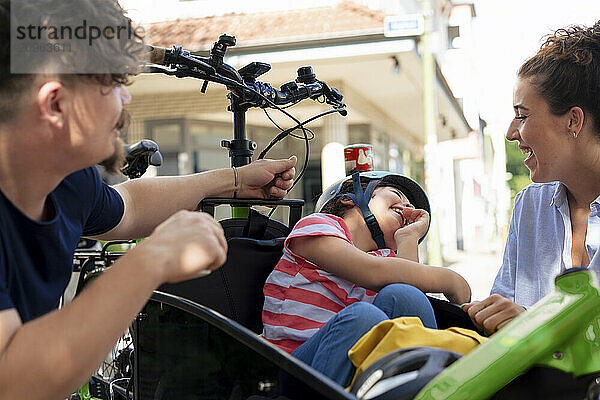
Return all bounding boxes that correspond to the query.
[0,167,124,322]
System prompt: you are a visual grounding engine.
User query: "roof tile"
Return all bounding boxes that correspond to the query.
[144,1,385,50]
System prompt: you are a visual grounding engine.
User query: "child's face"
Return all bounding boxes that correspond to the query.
[368,186,414,250]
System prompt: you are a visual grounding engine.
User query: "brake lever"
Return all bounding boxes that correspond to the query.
[318,81,347,114]
[179,53,217,76]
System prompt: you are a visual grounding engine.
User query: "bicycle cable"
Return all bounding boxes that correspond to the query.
[213,73,346,203]
[263,108,315,140]
[257,108,345,218]
[266,121,309,219]
[151,61,347,218]
[258,108,344,160]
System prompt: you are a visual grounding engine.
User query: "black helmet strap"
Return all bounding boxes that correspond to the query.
[342,172,386,249]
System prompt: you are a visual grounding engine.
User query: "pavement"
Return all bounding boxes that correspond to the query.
[444,248,503,302]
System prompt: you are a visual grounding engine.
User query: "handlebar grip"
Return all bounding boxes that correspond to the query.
[121,140,162,179]
[149,151,163,167]
[125,139,159,161]
[147,45,168,65]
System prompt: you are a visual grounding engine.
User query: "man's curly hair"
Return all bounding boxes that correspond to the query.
[0,0,145,125]
[519,21,600,134]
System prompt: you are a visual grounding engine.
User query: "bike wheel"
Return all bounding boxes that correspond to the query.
[98,328,134,381]
[87,327,134,400]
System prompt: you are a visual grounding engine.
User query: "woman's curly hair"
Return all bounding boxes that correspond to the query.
[519,21,600,134]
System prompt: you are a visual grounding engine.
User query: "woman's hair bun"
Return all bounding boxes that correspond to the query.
[540,22,600,66]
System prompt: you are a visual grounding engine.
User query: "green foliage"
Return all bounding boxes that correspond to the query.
[505,140,532,201]
[510,174,532,196]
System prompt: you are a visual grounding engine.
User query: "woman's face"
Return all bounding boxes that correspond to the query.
[506,77,571,183]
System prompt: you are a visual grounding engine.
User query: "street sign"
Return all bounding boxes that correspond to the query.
[384,14,424,37]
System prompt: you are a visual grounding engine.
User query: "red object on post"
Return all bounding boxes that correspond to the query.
[344,144,374,175]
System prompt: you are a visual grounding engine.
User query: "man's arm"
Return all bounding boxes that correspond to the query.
[290,235,471,304]
[95,157,296,240]
[0,211,226,400]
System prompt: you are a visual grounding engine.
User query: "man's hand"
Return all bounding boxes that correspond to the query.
[393,207,430,243]
[462,294,525,334]
[237,156,297,199]
[137,210,228,284]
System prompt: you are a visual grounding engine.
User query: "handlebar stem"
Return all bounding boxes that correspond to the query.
[221,99,257,167]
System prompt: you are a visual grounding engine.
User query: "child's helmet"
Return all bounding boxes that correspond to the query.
[349,346,461,400]
[315,171,430,248]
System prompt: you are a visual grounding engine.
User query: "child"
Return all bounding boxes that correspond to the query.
[262,171,471,386]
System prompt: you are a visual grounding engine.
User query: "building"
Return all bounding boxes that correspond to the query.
[123,0,508,263]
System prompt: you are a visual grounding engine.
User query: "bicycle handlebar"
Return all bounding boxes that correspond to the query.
[241,79,347,113]
[144,34,347,169]
[147,44,217,76]
[144,42,346,112]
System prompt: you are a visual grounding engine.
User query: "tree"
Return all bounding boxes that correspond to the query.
[505,140,532,202]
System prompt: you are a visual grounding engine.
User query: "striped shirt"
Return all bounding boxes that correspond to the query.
[262,213,395,353]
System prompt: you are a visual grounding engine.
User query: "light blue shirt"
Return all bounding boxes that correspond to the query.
[491,181,600,308]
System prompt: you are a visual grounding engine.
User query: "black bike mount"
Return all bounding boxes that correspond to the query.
[220,137,257,168]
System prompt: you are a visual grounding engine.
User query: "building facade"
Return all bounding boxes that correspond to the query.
[123,0,509,263]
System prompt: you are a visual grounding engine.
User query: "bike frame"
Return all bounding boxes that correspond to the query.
[415,268,600,399]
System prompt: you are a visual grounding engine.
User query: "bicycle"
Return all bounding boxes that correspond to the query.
[73,33,600,400]
[72,240,142,400]
[71,140,162,400]
[72,33,346,400]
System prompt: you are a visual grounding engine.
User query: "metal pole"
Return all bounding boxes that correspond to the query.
[231,109,252,168]
[421,0,443,266]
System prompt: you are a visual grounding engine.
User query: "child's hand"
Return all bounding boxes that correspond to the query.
[443,270,471,304]
[393,207,430,243]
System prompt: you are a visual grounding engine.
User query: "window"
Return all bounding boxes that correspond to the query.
[145,119,185,176]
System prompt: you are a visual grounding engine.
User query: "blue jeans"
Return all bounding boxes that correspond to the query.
[291,283,436,386]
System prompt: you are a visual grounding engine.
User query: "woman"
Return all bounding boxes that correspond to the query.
[464,21,600,333]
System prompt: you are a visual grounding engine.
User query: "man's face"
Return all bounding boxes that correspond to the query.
[99,135,125,174]
[67,81,130,167]
[99,105,129,173]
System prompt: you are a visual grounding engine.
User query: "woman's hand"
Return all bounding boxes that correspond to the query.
[237,156,296,198]
[462,294,525,334]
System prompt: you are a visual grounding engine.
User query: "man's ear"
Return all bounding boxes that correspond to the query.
[37,81,66,130]
[567,106,585,138]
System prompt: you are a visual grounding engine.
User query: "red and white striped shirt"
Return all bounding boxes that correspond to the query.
[261,213,395,353]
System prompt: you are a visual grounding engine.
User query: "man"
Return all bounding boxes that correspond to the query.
[0,1,296,398]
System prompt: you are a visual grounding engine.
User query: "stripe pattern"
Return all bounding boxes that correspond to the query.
[262,213,394,353]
